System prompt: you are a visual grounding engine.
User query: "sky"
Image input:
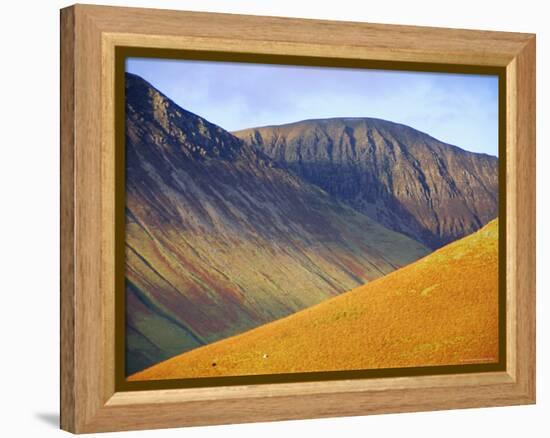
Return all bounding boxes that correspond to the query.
[126,57,499,157]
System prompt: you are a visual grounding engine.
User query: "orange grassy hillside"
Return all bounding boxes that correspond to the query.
[129,219,499,381]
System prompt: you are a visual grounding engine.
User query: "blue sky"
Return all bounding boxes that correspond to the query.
[127,57,499,157]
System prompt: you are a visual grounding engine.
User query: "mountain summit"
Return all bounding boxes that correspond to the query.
[234,118,498,249]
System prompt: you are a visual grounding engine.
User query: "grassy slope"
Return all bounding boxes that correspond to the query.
[129,219,499,381]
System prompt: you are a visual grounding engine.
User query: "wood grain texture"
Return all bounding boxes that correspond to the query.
[60,6,75,433]
[81,4,531,66]
[510,37,536,398]
[60,4,536,433]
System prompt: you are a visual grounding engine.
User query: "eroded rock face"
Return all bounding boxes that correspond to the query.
[234,118,498,249]
[125,74,429,374]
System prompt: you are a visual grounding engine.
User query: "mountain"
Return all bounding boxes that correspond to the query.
[124,73,429,374]
[234,118,499,249]
[128,219,499,381]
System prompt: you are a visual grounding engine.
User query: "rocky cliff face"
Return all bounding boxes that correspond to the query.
[234,118,498,249]
[125,74,429,374]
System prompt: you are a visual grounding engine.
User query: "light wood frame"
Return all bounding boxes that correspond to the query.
[60,4,536,434]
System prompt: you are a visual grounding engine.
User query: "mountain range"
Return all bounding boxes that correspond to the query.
[124,72,498,375]
[125,73,428,374]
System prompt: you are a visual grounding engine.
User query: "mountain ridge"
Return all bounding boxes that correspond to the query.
[236,116,497,158]
[234,117,498,249]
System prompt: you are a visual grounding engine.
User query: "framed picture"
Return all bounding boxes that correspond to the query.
[60,4,536,433]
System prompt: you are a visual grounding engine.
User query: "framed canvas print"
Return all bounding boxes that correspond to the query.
[60,4,536,434]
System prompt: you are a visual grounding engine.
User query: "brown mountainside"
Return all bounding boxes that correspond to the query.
[124,73,429,374]
[234,118,498,249]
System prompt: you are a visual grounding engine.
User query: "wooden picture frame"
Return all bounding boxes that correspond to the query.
[60,4,536,433]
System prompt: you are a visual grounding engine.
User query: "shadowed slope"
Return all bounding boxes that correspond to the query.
[129,219,499,380]
[125,73,429,374]
[235,119,498,249]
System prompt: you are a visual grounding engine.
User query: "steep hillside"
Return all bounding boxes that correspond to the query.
[235,118,498,249]
[124,73,429,374]
[129,220,499,380]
